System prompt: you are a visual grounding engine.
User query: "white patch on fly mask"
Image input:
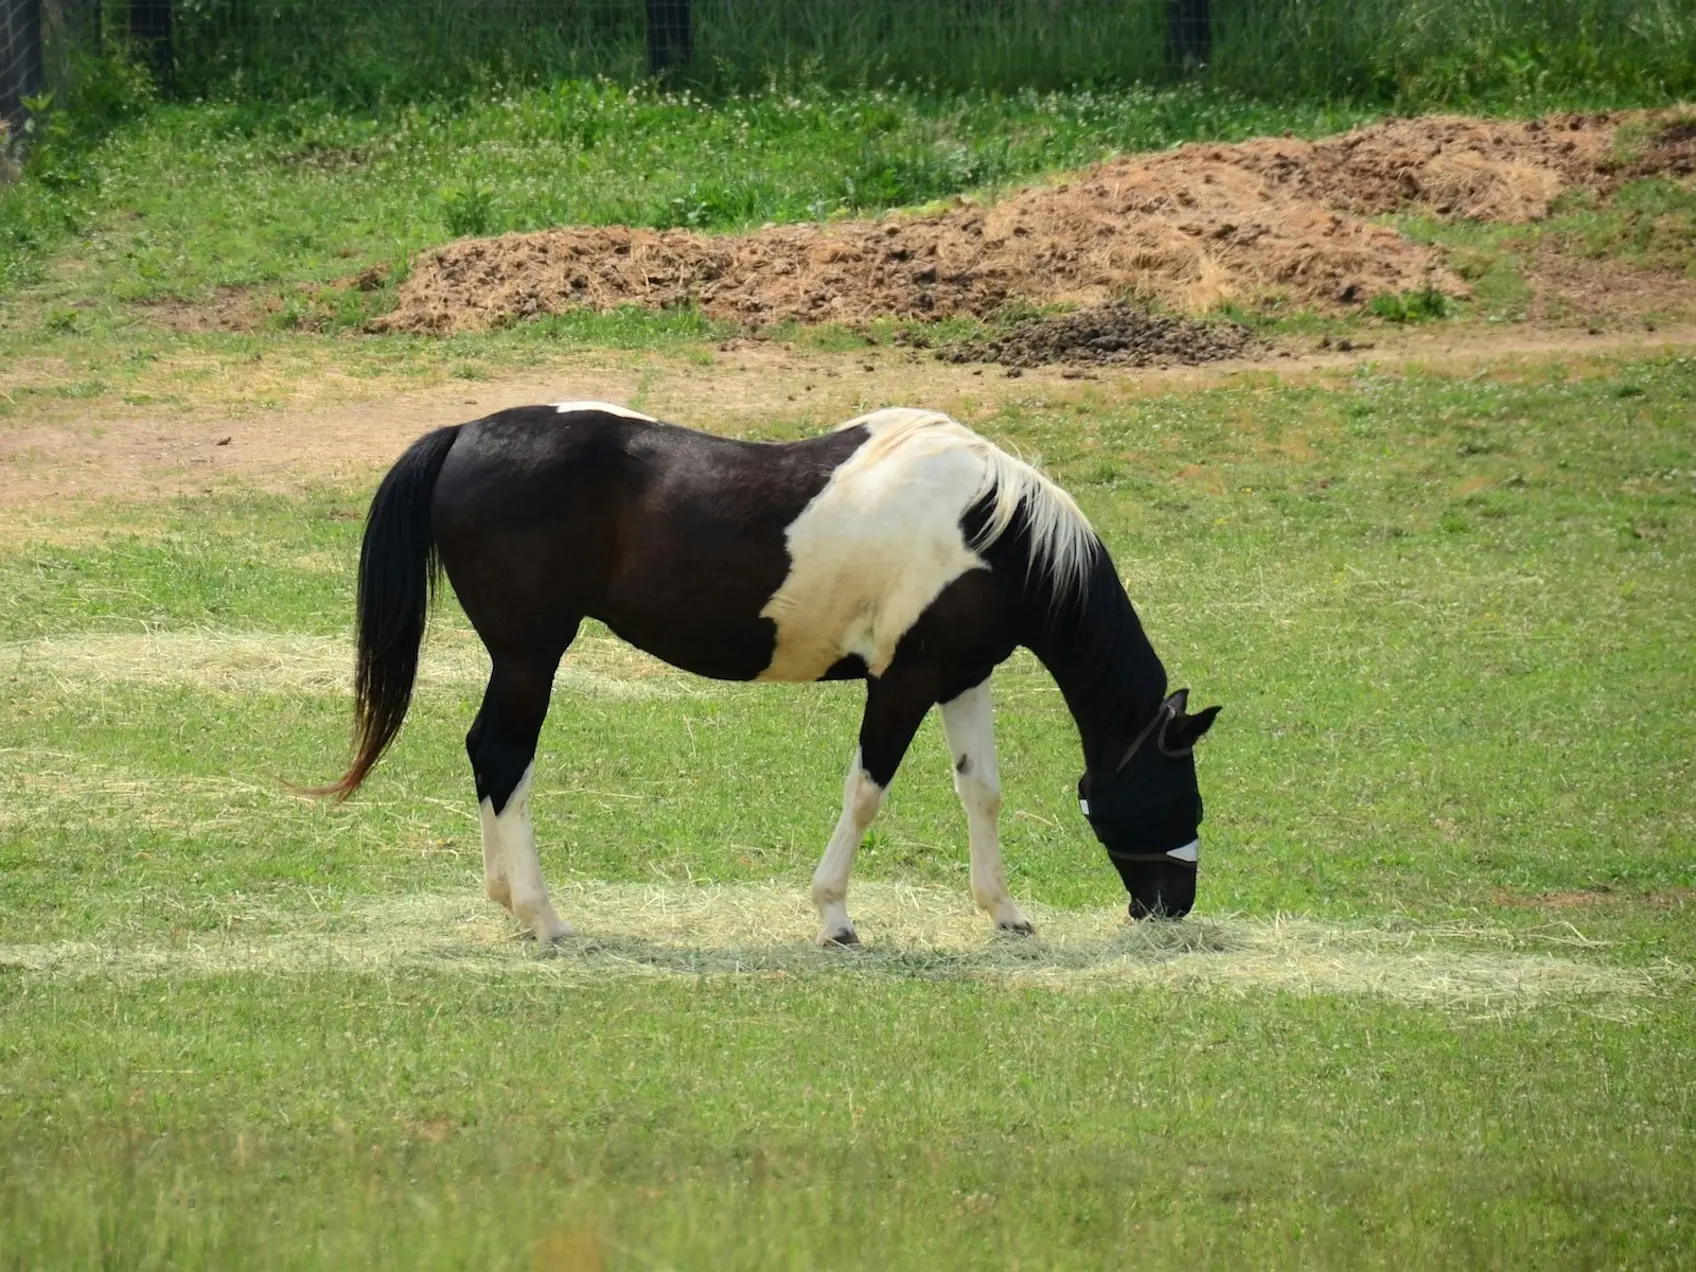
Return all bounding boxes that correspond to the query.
[551,400,657,421]
[1167,839,1199,863]
[757,408,1097,682]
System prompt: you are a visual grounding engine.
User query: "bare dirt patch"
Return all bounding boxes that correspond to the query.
[5,323,1696,514]
[374,111,1696,336]
[138,285,267,334]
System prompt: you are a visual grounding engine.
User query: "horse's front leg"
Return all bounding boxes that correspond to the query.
[939,678,1032,934]
[811,675,933,947]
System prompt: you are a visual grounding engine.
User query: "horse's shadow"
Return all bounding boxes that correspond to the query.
[454,917,1248,983]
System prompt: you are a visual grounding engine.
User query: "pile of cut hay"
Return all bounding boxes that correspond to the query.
[3,883,1673,1018]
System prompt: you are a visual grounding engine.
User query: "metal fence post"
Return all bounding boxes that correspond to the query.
[130,0,170,85]
[1168,0,1211,73]
[1,0,45,139]
[647,0,692,76]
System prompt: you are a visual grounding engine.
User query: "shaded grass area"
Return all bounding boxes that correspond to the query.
[1,975,1692,1268]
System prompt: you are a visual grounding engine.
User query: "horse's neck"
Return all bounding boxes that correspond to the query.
[1029,565,1169,774]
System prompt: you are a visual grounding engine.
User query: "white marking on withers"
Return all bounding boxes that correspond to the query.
[551,400,657,421]
[939,679,1032,932]
[758,408,1096,682]
[811,749,887,944]
[482,765,574,942]
[1167,839,1199,864]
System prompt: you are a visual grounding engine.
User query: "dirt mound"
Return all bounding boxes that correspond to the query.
[373,110,1692,335]
[938,302,1259,369]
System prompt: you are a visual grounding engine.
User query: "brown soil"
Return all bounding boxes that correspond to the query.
[373,111,1696,336]
[139,285,268,334]
[937,302,1260,370]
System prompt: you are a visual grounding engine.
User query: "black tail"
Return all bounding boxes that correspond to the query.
[314,425,462,801]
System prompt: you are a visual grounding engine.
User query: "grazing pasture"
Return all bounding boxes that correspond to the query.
[1,351,1692,1267]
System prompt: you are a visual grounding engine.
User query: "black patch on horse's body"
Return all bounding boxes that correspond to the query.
[435,407,870,684]
[820,654,870,681]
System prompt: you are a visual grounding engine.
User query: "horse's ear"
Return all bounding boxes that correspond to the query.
[1164,704,1222,751]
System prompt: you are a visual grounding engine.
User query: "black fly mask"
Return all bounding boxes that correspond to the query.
[1078,689,1220,919]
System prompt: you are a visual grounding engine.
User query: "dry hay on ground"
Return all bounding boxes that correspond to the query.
[1,629,692,700]
[373,111,1696,337]
[937,302,1261,370]
[0,883,1672,1017]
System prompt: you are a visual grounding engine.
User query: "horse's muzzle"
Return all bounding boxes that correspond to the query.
[1126,860,1197,920]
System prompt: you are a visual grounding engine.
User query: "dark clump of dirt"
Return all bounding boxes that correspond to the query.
[938,303,1260,369]
[1603,115,1696,185]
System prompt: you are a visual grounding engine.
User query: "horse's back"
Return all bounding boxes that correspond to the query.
[431,404,869,678]
[428,403,1055,684]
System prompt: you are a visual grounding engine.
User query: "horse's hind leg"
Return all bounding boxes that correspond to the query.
[939,678,1032,934]
[464,704,510,911]
[470,647,572,943]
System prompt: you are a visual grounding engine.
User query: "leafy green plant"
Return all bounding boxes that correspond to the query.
[438,180,497,238]
[1369,285,1453,323]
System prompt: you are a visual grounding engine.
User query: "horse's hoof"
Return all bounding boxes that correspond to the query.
[530,917,577,944]
[997,919,1036,937]
[820,927,861,948]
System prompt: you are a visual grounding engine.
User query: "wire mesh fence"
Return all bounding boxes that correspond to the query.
[8,0,1696,115]
[1,0,44,135]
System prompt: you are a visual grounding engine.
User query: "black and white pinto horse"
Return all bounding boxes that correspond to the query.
[321,404,1220,945]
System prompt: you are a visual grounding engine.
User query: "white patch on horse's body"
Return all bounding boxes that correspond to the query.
[939,679,1032,932]
[551,400,657,421]
[481,765,573,942]
[758,408,1096,683]
[810,749,886,944]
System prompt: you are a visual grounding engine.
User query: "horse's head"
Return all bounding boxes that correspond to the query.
[1078,689,1221,919]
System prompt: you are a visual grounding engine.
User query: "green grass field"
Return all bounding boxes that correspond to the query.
[2,352,1692,1267]
[4,30,1695,1260]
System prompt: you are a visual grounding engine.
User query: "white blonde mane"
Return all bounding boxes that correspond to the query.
[835,408,1097,605]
